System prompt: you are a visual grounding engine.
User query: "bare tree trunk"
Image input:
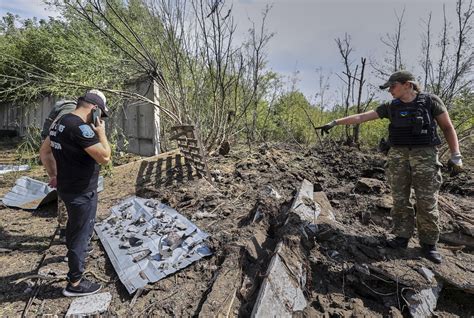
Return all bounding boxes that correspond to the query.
[248,5,273,142]
[435,5,449,96]
[353,57,366,144]
[336,33,353,144]
[444,0,474,106]
[421,12,432,89]
[379,7,405,72]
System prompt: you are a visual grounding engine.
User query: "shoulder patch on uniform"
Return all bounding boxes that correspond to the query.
[79,124,95,138]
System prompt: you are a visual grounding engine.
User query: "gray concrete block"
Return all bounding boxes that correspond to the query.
[291,179,322,226]
[251,245,307,317]
[66,292,112,317]
[406,283,442,318]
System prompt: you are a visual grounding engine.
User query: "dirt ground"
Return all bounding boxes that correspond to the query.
[0,137,473,317]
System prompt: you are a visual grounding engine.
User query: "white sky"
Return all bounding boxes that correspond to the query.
[0,0,461,105]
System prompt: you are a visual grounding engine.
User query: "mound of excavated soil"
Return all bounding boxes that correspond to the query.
[0,141,472,317]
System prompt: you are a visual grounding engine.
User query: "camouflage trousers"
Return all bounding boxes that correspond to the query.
[386,147,443,245]
[58,196,68,229]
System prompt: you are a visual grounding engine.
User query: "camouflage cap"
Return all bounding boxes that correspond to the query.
[379,70,416,89]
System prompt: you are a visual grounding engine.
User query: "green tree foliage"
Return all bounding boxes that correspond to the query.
[0,1,471,152]
[271,91,312,143]
[0,12,133,103]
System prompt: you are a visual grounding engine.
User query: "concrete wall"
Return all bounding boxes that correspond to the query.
[116,78,161,156]
[0,96,56,136]
[0,78,160,156]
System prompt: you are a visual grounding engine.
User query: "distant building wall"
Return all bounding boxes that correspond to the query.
[115,77,161,156]
[0,77,160,156]
[0,96,56,136]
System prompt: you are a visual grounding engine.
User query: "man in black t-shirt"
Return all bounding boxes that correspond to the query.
[40,89,111,297]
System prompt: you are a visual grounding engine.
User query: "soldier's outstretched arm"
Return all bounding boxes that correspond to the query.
[315,110,379,135]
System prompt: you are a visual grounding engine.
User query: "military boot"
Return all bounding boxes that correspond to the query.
[421,244,442,264]
[387,236,409,249]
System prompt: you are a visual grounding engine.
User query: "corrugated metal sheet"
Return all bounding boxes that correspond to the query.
[2,176,104,210]
[95,196,211,294]
[2,177,56,209]
[0,164,30,175]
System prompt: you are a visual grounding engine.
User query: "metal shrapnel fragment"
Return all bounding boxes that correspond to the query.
[132,249,151,263]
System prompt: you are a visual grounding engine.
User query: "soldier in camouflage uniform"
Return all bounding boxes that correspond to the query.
[316,70,463,264]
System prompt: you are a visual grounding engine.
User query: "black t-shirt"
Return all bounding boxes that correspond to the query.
[49,113,100,194]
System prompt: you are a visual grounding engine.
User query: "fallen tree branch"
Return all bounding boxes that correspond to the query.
[439,195,473,224]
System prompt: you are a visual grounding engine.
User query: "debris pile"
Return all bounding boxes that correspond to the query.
[1,143,472,316]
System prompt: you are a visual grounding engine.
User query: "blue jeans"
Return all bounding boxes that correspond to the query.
[60,190,98,282]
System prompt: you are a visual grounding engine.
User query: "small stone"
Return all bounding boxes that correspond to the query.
[376,194,393,209]
[66,292,112,316]
[361,210,371,225]
[175,221,187,231]
[389,306,403,318]
[119,241,131,249]
[417,267,435,283]
[264,185,282,199]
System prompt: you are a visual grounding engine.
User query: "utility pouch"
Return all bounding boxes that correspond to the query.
[412,116,424,135]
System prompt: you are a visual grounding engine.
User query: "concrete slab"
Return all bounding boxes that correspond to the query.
[313,191,335,222]
[291,179,321,227]
[66,292,112,317]
[251,245,307,318]
[406,283,442,318]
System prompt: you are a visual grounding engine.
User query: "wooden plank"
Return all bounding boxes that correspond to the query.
[171,124,212,182]
[179,150,201,158]
[177,138,198,144]
[180,149,203,158]
[169,131,188,140]
[181,156,206,167]
[185,145,201,152]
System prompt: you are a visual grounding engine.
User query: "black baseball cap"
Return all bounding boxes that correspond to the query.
[79,89,109,117]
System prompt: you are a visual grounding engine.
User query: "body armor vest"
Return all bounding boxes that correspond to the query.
[388,93,441,147]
